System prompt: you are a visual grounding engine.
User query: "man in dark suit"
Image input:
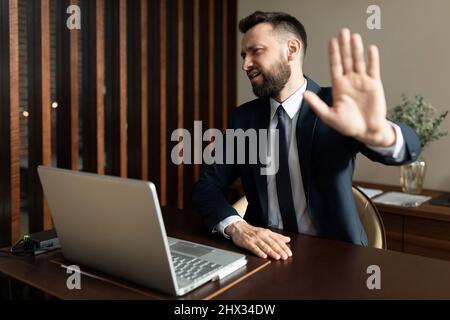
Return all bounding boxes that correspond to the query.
[193,11,420,260]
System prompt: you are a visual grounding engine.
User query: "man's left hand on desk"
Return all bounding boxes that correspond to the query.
[224,220,293,261]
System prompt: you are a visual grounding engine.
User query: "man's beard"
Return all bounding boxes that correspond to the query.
[251,59,291,99]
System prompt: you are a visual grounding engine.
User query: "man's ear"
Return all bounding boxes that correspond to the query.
[287,39,302,61]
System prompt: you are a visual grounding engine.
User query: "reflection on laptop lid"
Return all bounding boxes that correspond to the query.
[37,166,247,296]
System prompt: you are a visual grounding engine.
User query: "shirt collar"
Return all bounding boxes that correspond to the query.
[270,78,308,120]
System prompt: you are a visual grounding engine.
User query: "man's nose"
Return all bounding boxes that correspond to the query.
[242,57,254,72]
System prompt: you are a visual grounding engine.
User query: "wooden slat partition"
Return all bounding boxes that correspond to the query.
[69,2,80,170]
[140,0,148,181]
[27,0,52,232]
[0,0,20,246]
[0,0,238,244]
[166,0,178,207]
[228,0,238,116]
[222,0,229,130]
[56,0,79,170]
[148,0,161,201]
[119,0,127,177]
[95,0,105,175]
[208,0,215,129]
[104,0,127,177]
[181,0,195,208]
[126,0,143,180]
[193,0,201,181]
[81,0,105,175]
[159,0,167,206]
[9,0,20,243]
[177,0,184,208]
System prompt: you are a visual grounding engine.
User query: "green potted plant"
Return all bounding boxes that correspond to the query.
[388,95,448,194]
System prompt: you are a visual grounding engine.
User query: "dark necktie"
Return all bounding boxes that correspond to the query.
[275,105,298,233]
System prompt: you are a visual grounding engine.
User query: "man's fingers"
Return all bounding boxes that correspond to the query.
[279,235,291,243]
[339,28,353,74]
[263,235,289,259]
[329,37,343,81]
[368,44,380,79]
[303,91,332,123]
[269,234,292,258]
[247,243,268,259]
[256,240,281,260]
[351,33,366,74]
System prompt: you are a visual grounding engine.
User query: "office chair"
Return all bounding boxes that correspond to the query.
[352,185,387,249]
[232,185,387,249]
[232,196,248,218]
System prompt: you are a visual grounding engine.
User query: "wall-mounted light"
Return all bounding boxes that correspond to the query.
[52,101,58,109]
[22,111,29,118]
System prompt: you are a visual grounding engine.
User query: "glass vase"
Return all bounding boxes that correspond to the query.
[400,157,426,194]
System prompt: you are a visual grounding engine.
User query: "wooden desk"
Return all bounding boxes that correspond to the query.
[2,207,450,299]
[0,207,268,300]
[355,181,450,261]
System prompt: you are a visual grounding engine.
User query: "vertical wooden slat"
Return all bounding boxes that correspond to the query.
[222,0,228,130]
[27,0,52,232]
[81,0,105,174]
[213,1,223,135]
[9,0,20,242]
[160,0,167,205]
[141,0,148,181]
[96,0,105,175]
[126,0,143,179]
[148,0,161,194]
[40,1,51,164]
[182,0,194,208]
[119,0,127,177]
[193,0,200,181]
[41,0,52,230]
[207,0,214,128]
[0,0,20,245]
[56,0,79,171]
[70,0,79,169]
[177,0,184,208]
[228,0,237,109]
[105,0,122,176]
[165,0,178,207]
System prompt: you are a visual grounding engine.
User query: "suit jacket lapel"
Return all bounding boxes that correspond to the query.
[252,98,270,225]
[296,77,321,203]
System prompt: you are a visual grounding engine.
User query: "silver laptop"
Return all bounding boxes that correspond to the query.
[37,166,247,296]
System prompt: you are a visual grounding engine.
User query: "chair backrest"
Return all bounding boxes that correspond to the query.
[232,186,387,249]
[232,196,248,217]
[352,185,387,249]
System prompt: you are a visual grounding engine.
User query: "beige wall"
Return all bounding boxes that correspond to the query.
[237,0,450,191]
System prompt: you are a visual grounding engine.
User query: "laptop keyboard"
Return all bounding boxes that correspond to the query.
[171,252,221,282]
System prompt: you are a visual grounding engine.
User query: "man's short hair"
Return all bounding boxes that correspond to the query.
[239,11,307,55]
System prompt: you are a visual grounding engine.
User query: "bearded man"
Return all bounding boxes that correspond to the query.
[193,11,420,260]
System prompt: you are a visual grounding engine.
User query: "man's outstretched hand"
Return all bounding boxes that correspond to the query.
[303,28,396,147]
[225,220,292,260]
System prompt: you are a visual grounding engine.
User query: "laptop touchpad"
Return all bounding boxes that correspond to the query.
[171,242,213,257]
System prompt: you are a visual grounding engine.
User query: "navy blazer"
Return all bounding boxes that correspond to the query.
[192,77,420,246]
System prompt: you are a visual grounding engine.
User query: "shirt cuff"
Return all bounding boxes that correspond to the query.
[366,121,405,160]
[213,215,245,239]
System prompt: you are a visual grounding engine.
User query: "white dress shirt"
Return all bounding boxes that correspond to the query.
[216,79,406,238]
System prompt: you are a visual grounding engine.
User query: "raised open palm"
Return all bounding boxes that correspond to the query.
[304,28,395,147]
